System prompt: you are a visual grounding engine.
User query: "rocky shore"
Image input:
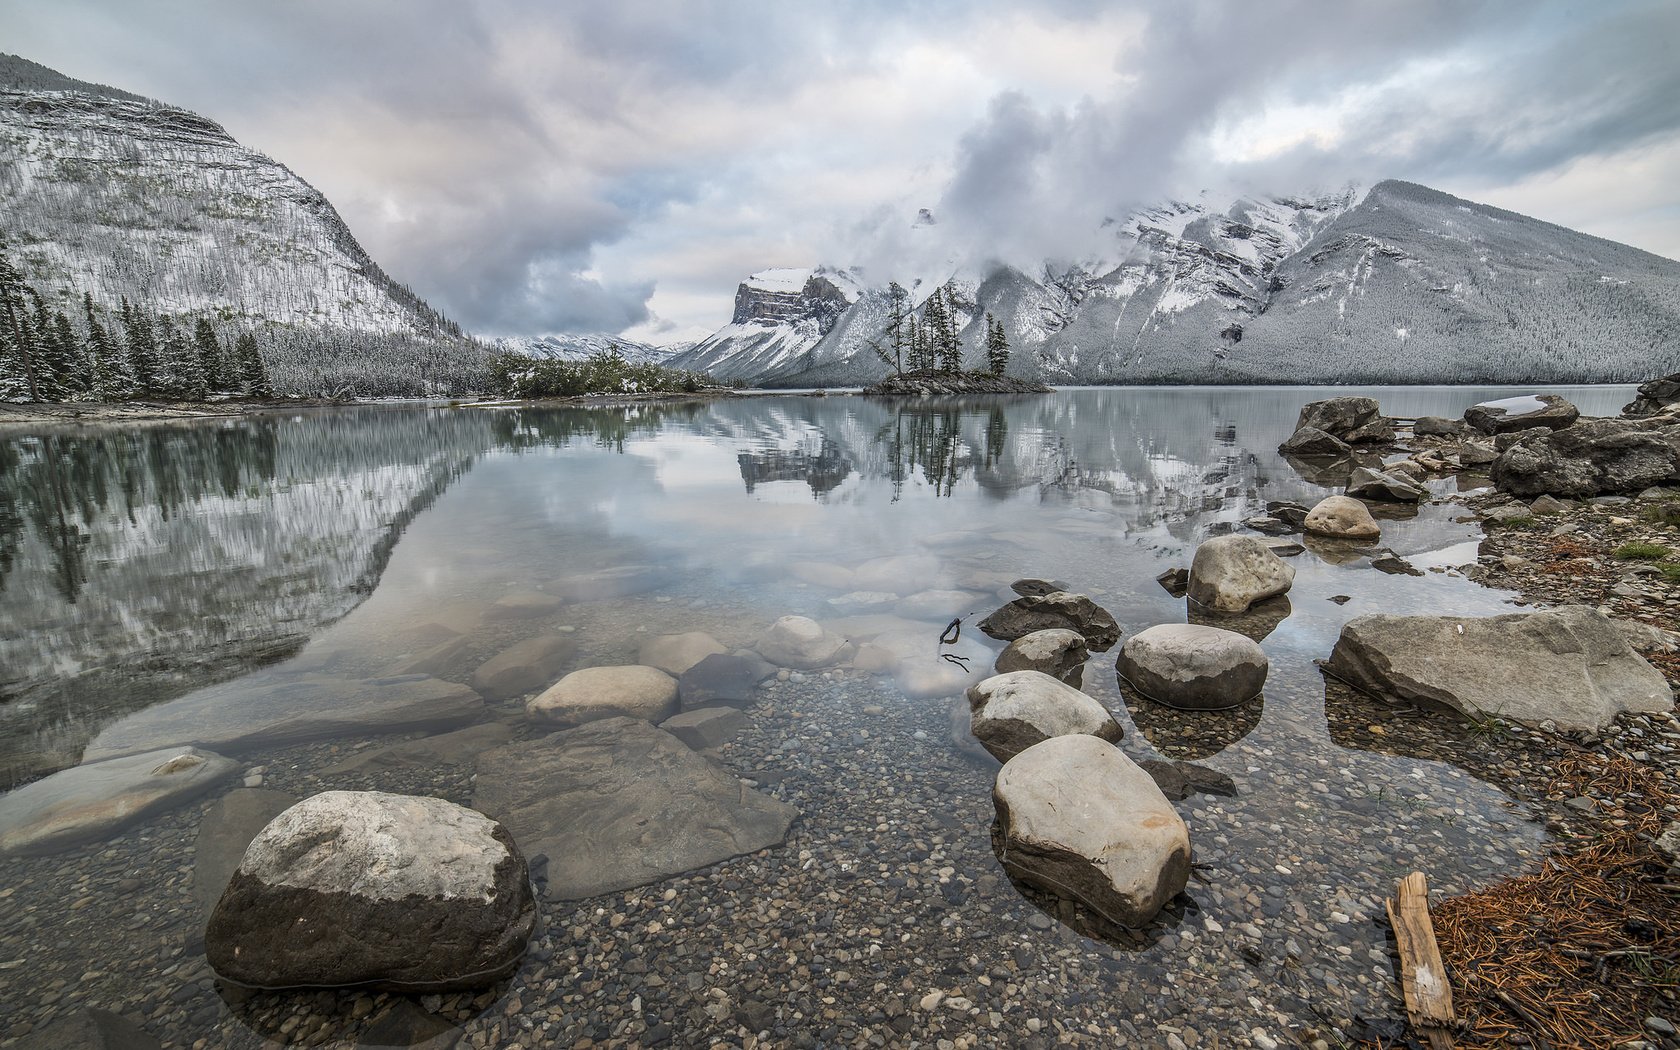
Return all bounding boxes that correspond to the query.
[862,373,1052,396]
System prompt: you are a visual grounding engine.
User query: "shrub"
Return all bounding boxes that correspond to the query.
[488,349,714,399]
[1613,542,1673,561]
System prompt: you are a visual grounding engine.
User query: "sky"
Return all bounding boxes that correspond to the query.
[6,0,1680,344]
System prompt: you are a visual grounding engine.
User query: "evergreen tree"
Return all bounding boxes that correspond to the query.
[193,317,225,393]
[121,298,159,396]
[85,293,134,401]
[906,315,931,374]
[235,331,273,397]
[985,313,1011,375]
[884,281,909,375]
[0,238,40,401]
[935,281,962,372]
[154,317,207,400]
[52,311,87,398]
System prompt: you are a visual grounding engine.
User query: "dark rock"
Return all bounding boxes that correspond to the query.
[978,591,1120,652]
[1240,515,1294,535]
[1492,416,1680,498]
[1345,466,1426,503]
[1277,425,1352,458]
[1413,415,1470,437]
[1136,760,1239,801]
[1293,397,1394,444]
[473,718,797,899]
[659,706,747,750]
[1464,393,1580,435]
[207,791,536,991]
[1369,553,1423,577]
[1624,372,1680,418]
[679,653,766,710]
[1266,501,1311,528]
[1155,568,1189,598]
[1010,578,1069,598]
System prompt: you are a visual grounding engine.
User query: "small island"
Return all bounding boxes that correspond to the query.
[860,283,1049,395]
[862,371,1051,395]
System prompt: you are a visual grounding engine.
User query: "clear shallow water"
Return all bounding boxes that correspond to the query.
[0,385,1639,1046]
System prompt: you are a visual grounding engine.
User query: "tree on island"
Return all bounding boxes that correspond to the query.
[985,312,1011,375]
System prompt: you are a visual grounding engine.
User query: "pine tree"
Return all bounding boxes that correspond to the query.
[917,292,945,374]
[985,313,1011,375]
[235,331,273,397]
[52,311,88,399]
[884,281,909,375]
[193,317,225,393]
[935,281,962,372]
[121,298,159,396]
[85,293,134,401]
[0,238,40,401]
[154,317,207,400]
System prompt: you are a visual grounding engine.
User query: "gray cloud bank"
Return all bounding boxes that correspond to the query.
[4,0,1678,338]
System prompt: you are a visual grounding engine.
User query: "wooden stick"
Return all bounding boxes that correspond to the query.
[1387,871,1457,1050]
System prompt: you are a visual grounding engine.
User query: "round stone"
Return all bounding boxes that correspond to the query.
[1116,623,1269,710]
[1302,495,1381,540]
[527,665,679,726]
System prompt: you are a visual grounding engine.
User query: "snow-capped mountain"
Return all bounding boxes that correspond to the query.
[0,54,458,338]
[668,266,866,381]
[682,182,1680,386]
[492,333,676,366]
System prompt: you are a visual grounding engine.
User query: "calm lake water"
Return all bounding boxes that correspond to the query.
[0,385,1639,1046]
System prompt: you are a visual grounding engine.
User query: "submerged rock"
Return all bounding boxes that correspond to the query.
[638,631,728,677]
[192,788,297,920]
[10,1007,162,1050]
[966,670,1122,761]
[469,634,576,700]
[1186,535,1295,614]
[978,591,1120,652]
[659,706,747,750]
[0,746,238,856]
[1116,624,1268,711]
[1324,605,1673,730]
[206,791,536,991]
[1303,495,1382,540]
[754,615,849,669]
[994,628,1090,684]
[678,653,766,710]
[527,665,678,727]
[474,718,797,899]
[318,723,514,774]
[1136,759,1239,801]
[485,590,563,620]
[993,735,1190,928]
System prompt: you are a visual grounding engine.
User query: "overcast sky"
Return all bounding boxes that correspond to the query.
[7,0,1680,343]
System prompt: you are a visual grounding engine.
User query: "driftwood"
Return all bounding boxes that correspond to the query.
[1387,871,1457,1050]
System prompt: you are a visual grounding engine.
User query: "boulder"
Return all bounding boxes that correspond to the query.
[1413,416,1470,438]
[474,718,797,899]
[1459,439,1498,466]
[754,615,848,669]
[1277,425,1353,458]
[1011,578,1069,598]
[192,788,297,920]
[0,747,239,856]
[678,653,766,710]
[1303,495,1382,540]
[1345,467,1426,503]
[965,671,1123,761]
[10,1008,161,1050]
[977,591,1121,652]
[469,635,576,700]
[527,665,678,727]
[206,791,536,991]
[1491,417,1680,498]
[1116,624,1269,710]
[1624,373,1680,418]
[638,632,727,677]
[486,590,563,620]
[659,706,747,750]
[84,675,484,762]
[1324,606,1674,730]
[1464,394,1579,435]
[994,629,1090,685]
[1293,397,1394,443]
[992,735,1190,928]
[1186,536,1295,614]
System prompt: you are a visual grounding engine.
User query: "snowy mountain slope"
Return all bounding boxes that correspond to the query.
[667,266,865,381]
[688,182,1680,386]
[493,333,675,366]
[0,57,459,338]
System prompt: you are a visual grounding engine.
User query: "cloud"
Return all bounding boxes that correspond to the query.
[4,0,1679,339]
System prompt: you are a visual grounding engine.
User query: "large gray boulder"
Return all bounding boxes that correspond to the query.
[527,665,678,727]
[1116,624,1269,710]
[1324,606,1673,731]
[0,747,239,856]
[965,671,1122,761]
[206,791,536,991]
[994,628,1090,684]
[474,718,797,899]
[993,735,1190,928]
[470,635,576,700]
[1303,495,1382,540]
[84,675,484,762]
[978,591,1121,652]
[1624,373,1680,418]
[1464,394,1579,435]
[1491,417,1680,498]
[1293,397,1394,444]
[1187,536,1295,614]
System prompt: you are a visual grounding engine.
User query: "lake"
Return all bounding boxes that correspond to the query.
[0,384,1638,1046]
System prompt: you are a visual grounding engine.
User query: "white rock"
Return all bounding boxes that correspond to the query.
[966,671,1123,761]
[1187,536,1296,614]
[754,615,847,669]
[527,665,679,726]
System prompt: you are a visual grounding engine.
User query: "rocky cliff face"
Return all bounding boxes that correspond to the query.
[669,267,863,382]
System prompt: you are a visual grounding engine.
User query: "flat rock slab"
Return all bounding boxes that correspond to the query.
[469,635,576,700]
[679,654,764,710]
[207,791,535,992]
[474,717,798,900]
[660,707,748,750]
[0,747,239,856]
[548,565,660,601]
[1325,605,1674,731]
[192,788,298,920]
[85,675,485,762]
[319,723,515,775]
[639,632,727,677]
[388,636,474,678]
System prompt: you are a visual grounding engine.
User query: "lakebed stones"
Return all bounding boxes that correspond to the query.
[469,634,576,700]
[1464,393,1580,435]
[992,735,1190,928]
[548,564,659,601]
[678,653,765,710]
[207,791,535,991]
[965,671,1123,762]
[994,628,1090,684]
[192,788,297,920]
[0,746,239,856]
[1345,466,1426,503]
[978,591,1120,652]
[1186,535,1295,614]
[84,674,484,762]
[473,718,797,899]
[638,631,727,677]
[1303,495,1382,540]
[527,665,678,727]
[1324,605,1674,731]
[486,590,563,620]
[754,615,848,669]
[1116,624,1268,711]
[1491,416,1680,498]
[10,1008,162,1050]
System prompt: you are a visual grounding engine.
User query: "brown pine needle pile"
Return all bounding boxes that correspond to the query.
[1429,752,1679,1048]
